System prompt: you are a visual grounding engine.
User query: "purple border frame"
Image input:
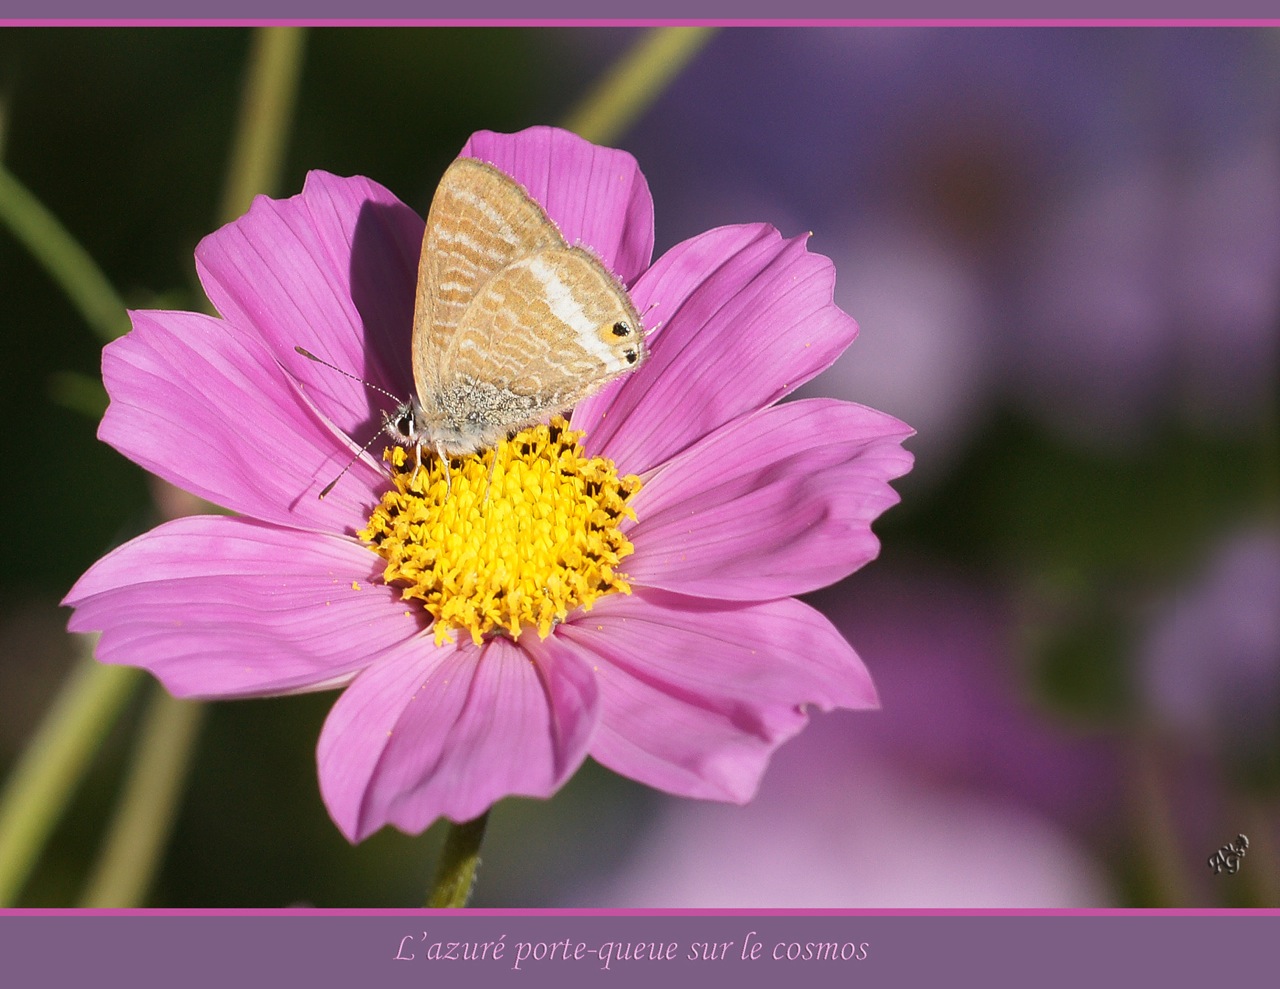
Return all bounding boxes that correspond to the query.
[4,908,1278,986]
[2,9,1276,989]
[0,1,1279,24]
[7,18,1280,25]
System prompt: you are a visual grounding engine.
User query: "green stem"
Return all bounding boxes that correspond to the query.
[1128,732,1197,906]
[1236,798,1279,907]
[0,649,140,906]
[217,27,307,225]
[77,690,206,908]
[47,369,109,419]
[561,27,716,146]
[425,813,490,908]
[72,26,309,909]
[0,164,131,342]
[0,82,11,160]
[1260,341,1279,519]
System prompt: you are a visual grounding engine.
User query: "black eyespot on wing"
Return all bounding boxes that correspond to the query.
[624,348,638,364]
[612,321,632,337]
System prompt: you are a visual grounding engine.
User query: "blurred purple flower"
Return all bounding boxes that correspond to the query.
[793,221,995,484]
[812,567,1124,833]
[578,730,1111,907]
[618,30,1066,246]
[62,127,912,841]
[1015,145,1280,445]
[612,31,1066,476]
[1008,32,1280,445]
[608,30,1280,451]
[1141,524,1280,770]
[575,566,1119,906]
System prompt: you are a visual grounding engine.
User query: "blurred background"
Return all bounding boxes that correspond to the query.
[0,27,1277,908]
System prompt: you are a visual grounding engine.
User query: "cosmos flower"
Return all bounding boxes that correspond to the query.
[63,126,913,842]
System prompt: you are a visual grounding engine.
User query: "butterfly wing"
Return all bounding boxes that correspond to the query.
[412,157,566,398]
[432,244,646,448]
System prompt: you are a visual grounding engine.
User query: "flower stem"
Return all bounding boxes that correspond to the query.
[0,163,131,342]
[425,813,490,908]
[0,647,140,906]
[217,27,307,224]
[1236,797,1279,907]
[561,27,715,146]
[46,369,109,419]
[71,26,309,908]
[1127,732,1197,905]
[77,690,205,907]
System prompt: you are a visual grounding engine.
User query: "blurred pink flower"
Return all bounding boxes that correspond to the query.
[577,737,1112,907]
[794,222,994,485]
[1141,524,1280,770]
[1016,140,1280,446]
[63,127,912,842]
[811,568,1124,833]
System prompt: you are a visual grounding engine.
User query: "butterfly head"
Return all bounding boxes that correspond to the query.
[383,395,509,460]
[384,399,421,448]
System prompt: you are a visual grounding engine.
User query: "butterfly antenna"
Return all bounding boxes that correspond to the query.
[317,429,389,500]
[295,346,408,499]
[294,346,405,405]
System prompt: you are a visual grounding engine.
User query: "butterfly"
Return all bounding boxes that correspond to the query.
[384,156,646,478]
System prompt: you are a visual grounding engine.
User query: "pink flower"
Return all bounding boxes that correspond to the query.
[63,127,913,842]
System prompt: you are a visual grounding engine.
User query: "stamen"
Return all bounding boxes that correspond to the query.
[359,416,641,646]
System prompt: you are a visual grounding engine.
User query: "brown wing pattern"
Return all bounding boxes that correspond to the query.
[411,158,565,395]
[407,158,646,454]
[438,245,645,418]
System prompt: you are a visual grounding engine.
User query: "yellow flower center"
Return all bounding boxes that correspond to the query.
[359,417,641,646]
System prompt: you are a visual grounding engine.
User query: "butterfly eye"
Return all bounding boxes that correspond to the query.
[623,348,638,365]
[611,321,632,337]
[394,410,416,439]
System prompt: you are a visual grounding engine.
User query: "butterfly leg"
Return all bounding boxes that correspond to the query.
[435,440,452,499]
[408,442,424,489]
[482,446,501,505]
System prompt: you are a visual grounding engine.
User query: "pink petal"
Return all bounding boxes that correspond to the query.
[626,399,914,600]
[557,589,877,802]
[100,308,386,530]
[63,517,415,698]
[461,126,655,284]
[317,633,599,841]
[575,224,859,476]
[195,171,424,440]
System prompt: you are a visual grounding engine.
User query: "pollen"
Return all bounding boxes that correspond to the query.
[359,417,640,646]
